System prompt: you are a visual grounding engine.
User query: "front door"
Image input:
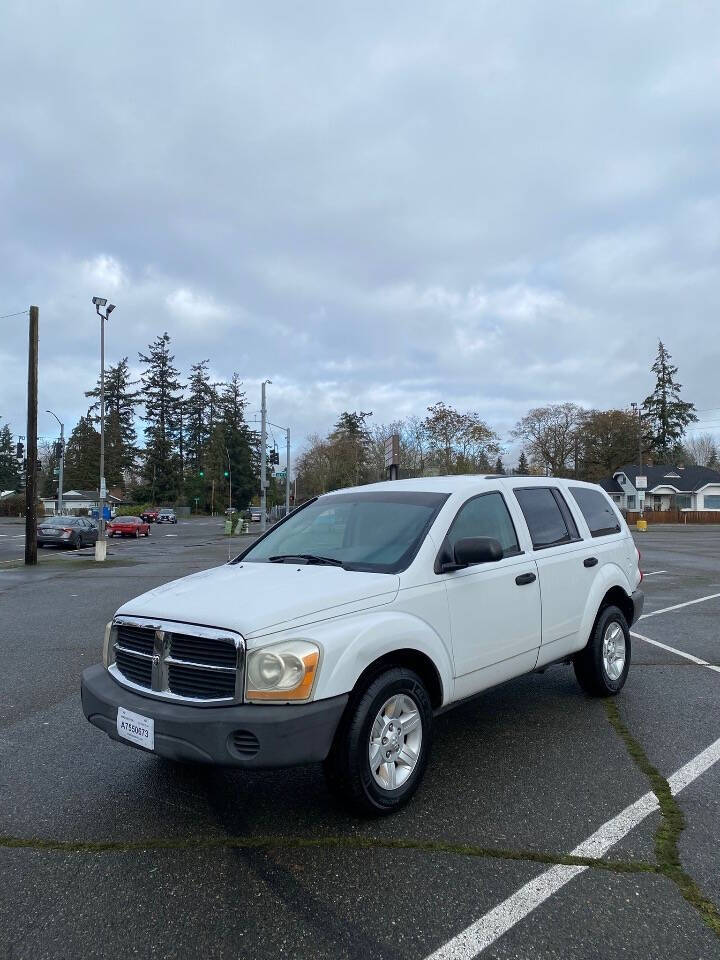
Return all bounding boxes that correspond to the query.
[440,491,542,694]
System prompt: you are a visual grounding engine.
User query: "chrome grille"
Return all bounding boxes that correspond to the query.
[108,617,244,705]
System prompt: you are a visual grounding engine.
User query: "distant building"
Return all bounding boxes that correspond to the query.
[40,489,124,515]
[599,464,720,512]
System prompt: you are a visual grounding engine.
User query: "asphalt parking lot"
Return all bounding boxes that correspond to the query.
[1,520,719,959]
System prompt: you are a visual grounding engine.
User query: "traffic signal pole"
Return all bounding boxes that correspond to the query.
[260,380,268,533]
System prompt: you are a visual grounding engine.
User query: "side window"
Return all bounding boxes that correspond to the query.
[569,487,621,537]
[446,492,520,558]
[514,487,577,550]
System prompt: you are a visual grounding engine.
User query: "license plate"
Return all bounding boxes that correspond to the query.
[117,707,154,750]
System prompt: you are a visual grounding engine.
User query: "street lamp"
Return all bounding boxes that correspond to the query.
[45,409,64,515]
[260,379,272,532]
[92,297,116,560]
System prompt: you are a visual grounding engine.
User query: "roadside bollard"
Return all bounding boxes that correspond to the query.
[637,519,648,532]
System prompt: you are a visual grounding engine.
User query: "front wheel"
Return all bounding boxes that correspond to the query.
[574,604,631,697]
[324,667,433,815]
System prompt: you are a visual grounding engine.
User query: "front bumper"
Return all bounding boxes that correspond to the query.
[81,663,348,768]
[631,588,645,624]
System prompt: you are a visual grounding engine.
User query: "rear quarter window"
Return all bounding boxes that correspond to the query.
[569,487,621,537]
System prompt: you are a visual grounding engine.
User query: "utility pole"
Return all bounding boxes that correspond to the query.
[260,379,271,533]
[285,426,290,516]
[631,402,644,515]
[46,410,64,515]
[211,477,215,515]
[24,306,39,566]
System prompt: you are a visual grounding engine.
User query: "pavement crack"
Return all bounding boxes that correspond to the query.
[0,831,657,875]
[604,699,720,939]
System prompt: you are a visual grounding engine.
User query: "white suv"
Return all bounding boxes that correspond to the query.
[82,475,643,814]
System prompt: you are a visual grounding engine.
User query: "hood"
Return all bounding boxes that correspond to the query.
[116,561,400,639]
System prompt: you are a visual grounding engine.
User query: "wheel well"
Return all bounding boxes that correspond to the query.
[353,649,444,710]
[599,586,633,627]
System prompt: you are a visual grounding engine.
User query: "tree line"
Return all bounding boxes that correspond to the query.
[295,341,711,499]
[0,338,713,507]
[1,332,271,512]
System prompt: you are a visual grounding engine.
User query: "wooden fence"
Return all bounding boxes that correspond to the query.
[626,510,720,525]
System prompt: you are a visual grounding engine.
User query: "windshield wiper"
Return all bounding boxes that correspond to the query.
[268,553,345,567]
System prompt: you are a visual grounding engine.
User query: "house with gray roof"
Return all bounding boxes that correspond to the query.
[599,464,720,512]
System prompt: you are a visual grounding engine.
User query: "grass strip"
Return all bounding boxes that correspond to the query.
[604,700,720,938]
[0,831,657,875]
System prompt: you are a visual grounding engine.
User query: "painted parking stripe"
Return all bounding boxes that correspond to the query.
[632,631,720,675]
[640,592,720,620]
[425,735,720,960]
[641,570,667,577]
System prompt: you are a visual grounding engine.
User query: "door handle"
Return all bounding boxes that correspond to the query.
[584,557,599,568]
[515,572,537,585]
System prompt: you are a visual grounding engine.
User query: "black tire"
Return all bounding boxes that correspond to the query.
[323,667,433,815]
[574,604,631,697]
[72,534,82,550]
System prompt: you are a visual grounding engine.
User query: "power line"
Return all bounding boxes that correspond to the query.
[0,309,29,320]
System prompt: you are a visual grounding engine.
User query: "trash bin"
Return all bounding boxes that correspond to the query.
[637,519,648,532]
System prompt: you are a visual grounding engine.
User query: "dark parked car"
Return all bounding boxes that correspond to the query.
[38,516,98,550]
[157,508,177,524]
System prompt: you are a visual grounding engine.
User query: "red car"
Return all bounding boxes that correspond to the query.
[140,508,159,523]
[107,516,151,538]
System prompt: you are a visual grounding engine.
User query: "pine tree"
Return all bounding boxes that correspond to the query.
[86,358,140,488]
[184,360,213,472]
[207,374,256,511]
[494,456,504,475]
[139,333,184,503]
[0,423,19,489]
[327,411,373,488]
[642,341,697,461]
[516,450,529,475]
[64,416,101,488]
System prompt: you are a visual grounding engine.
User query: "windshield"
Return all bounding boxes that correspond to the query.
[239,490,448,573]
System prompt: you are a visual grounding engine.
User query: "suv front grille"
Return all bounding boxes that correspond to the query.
[109,618,244,704]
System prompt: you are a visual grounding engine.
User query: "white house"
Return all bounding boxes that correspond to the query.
[40,489,124,516]
[599,464,720,512]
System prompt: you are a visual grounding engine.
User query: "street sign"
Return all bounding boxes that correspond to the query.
[636,476,647,489]
[100,477,107,499]
[384,434,400,469]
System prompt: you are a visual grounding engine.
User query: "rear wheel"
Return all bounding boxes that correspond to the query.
[574,604,631,697]
[324,667,432,815]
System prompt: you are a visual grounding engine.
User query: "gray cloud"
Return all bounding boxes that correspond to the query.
[2,0,719,458]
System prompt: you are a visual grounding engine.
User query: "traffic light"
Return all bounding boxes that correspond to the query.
[223,470,229,478]
[199,470,204,478]
[54,441,63,460]
[270,449,280,465]
[16,441,24,459]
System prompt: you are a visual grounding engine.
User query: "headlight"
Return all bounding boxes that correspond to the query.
[103,621,116,668]
[245,640,319,702]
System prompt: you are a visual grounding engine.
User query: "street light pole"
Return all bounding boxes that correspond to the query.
[285,426,290,516]
[46,410,64,515]
[92,297,116,560]
[260,379,271,533]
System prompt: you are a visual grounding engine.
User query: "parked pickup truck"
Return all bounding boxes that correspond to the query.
[81,475,643,814]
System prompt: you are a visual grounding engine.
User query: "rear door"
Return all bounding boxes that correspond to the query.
[440,490,541,691]
[512,485,594,661]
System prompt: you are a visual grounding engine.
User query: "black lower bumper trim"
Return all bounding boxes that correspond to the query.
[81,664,348,768]
[631,588,645,624]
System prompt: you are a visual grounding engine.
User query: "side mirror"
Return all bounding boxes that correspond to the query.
[454,536,503,565]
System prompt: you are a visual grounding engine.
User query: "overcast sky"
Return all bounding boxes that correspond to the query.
[2,1,719,464]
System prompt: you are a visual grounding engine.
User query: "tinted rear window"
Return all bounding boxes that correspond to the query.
[569,487,621,537]
[514,487,575,549]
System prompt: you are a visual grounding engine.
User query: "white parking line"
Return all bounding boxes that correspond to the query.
[425,735,720,960]
[632,631,720,675]
[640,592,720,620]
[641,570,667,577]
